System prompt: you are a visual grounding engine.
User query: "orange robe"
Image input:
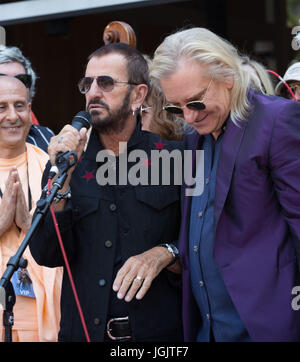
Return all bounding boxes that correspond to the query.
[0,144,62,342]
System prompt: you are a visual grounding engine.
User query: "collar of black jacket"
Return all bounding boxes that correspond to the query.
[84,118,144,160]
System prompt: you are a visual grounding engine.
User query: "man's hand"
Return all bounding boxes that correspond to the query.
[112,246,173,302]
[48,125,87,211]
[14,170,32,233]
[0,168,18,237]
[48,125,88,168]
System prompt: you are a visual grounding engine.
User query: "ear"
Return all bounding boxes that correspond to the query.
[224,76,234,90]
[131,84,148,112]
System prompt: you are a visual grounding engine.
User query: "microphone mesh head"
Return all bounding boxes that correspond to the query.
[73,111,91,130]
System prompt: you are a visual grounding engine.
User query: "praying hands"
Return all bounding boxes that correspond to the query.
[0,167,32,237]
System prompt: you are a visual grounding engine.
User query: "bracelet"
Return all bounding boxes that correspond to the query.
[157,243,179,267]
[53,186,71,203]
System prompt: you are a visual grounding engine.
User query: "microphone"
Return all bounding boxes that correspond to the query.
[71,110,91,131]
[49,111,91,178]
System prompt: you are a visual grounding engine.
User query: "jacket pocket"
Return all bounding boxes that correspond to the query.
[71,196,100,245]
[135,185,180,210]
[72,195,100,221]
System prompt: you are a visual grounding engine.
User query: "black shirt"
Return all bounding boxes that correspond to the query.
[30,121,183,342]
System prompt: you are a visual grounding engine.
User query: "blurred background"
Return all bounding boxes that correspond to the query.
[0,0,299,133]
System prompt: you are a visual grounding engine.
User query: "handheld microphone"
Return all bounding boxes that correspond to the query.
[71,111,91,131]
[49,111,91,178]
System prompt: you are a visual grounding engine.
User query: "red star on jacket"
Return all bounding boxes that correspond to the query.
[154,140,166,150]
[82,170,95,181]
[143,158,151,167]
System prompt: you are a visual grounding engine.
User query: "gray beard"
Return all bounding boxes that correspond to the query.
[90,90,132,134]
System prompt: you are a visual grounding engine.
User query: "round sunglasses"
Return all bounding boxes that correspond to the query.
[163,78,213,115]
[78,75,138,94]
[163,101,206,114]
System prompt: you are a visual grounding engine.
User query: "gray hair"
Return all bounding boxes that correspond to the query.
[241,55,275,95]
[150,27,253,125]
[0,45,37,101]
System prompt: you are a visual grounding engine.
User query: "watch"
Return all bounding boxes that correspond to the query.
[158,243,179,266]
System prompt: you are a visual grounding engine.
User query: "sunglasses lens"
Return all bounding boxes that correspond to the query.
[164,106,183,114]
[187,102,206,111]
[97,76,114,92]
[15,74,32,89]
[78,77,93,94]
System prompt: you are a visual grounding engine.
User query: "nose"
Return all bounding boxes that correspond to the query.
[88,78,104,97]
[182,108,198,124]
[6,105,19,123]
[85,78,104,107]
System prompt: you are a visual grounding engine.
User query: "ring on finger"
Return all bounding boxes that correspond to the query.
[135,275,143,281]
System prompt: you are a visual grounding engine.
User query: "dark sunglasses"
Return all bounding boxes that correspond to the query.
[163,78,213,115]
[0,73,32,89]
[78,75,138,94]
[164,101,206,114]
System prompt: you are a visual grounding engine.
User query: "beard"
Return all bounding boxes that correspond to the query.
[88,90,132,134]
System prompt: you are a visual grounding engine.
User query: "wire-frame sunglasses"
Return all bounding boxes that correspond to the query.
[78,75,139,94]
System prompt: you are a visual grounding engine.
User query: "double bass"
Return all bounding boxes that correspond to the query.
[102,21,137,48]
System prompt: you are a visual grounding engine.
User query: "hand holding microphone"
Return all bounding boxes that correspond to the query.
[47,111,91,211]
[48,111,91,172]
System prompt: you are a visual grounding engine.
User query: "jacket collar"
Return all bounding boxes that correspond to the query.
[84,119,144,160]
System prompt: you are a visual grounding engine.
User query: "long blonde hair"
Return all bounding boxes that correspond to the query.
[150,27,253,125]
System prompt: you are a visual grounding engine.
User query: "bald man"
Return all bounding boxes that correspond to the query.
[0,77,62,342]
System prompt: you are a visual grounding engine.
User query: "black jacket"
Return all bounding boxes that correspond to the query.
[30,124,183,342]
[26,125,55,152]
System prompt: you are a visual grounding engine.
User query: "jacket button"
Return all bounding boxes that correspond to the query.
[109,203,117,211]
[94,318,101,325]
[123,228,129,235]
[74,207,80,216]
[105,240,112,248]
[99,279,106,287]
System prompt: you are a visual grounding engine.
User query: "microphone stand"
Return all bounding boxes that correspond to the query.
[0,151,77,342]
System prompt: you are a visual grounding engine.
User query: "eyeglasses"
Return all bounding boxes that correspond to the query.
[78,75,139,94]
[141,105,151,113]
[0,73,32,89]
[285,82,300,99]
[163,78,213,115]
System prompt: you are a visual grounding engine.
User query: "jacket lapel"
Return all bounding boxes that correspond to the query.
[179,132,201,266]
[214,118,247,228]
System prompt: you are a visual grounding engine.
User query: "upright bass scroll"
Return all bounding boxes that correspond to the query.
[102,21,137,48]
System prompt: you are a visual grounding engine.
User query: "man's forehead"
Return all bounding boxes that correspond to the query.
[161,69,209,104]
[0,76,28,99]
[86,53,127,76]
[0,75,27,89]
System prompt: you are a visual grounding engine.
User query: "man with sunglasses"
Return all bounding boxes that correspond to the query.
[29,43,183,342]
[275,62,300,102]
[151,27,300,342]
[0,45,55,152]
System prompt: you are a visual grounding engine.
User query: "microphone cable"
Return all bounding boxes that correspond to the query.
[47,178,91,342]
[266,69,297,101]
